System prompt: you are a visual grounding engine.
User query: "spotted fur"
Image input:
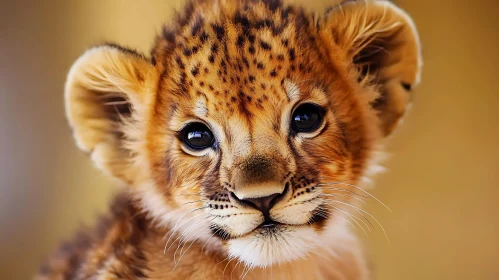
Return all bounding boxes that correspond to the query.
[38,0,421,279]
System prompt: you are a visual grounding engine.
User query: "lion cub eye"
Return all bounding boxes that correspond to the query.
[291,103,324,133]
[182,122,215,150]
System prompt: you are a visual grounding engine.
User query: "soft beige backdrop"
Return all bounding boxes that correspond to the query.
[1,0,498,279]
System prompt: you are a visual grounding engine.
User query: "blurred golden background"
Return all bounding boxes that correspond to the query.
[1,0,498,279]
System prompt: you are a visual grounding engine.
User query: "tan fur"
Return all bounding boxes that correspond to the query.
[38,0,421,279]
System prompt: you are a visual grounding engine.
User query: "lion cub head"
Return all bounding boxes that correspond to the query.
[64,0,421,268]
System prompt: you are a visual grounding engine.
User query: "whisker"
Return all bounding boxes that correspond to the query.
[316,186,370,199]
[329,205,372,237]
[170,193,203,197]
[168,212,208,253]
[200,235,214,253]
[318,194,375,230]
[319,192,367,205]
[241,262,252,280]
[319,202,371,237]
[325,200,376,232]
[175,241,196,268]
[104,101,129,106]
[177,199,208,206]
[222,255,236,276]
[327,199,390,243]
[319,181,392,212]
[310,249,334,266]
[172,216,207,266]
[164,211,208,254]
[313,205,357,229]
[163,204,209,245]
[231,259,244,279]
[178,224,204,260]
[174,222,206,268]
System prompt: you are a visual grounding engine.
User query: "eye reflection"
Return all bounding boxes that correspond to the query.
[291,103,323,133]
[182,122,215,150]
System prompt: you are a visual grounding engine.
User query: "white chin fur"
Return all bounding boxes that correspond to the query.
[228,225,320,267]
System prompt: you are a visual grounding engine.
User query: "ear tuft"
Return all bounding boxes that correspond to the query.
[320,0,422,135]
[65,45,158,183]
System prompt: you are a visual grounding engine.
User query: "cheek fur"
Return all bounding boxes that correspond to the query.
[297,127,350,177]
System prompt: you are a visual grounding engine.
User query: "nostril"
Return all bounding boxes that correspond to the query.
[247,194,279,211]
[230,184,289,213]
[234,193,280,216]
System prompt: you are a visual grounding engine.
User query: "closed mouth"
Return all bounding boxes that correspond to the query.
[210,208,328,241]
[210,198,329,240]
[257,220,282,229]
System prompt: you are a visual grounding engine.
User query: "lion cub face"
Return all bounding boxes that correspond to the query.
[65,0,421,267]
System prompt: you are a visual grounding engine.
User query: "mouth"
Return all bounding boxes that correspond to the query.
[210,220,282,240]
[210,209,328,240]
[258,220,281,229]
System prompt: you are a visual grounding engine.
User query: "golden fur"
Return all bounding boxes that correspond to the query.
[38,0,421,279]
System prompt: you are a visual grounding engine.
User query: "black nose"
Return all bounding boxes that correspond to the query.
[231,192,283,221]
[243,193,280,213]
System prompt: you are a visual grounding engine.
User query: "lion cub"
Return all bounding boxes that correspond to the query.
[38,0,421,279]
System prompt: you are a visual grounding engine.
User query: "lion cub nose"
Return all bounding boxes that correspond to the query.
[232,192,283,218]
[242,193,280,214]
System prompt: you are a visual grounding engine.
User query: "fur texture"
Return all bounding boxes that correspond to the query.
[38,0,421,279]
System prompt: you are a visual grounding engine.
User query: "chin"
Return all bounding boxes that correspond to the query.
[227,224,322,268]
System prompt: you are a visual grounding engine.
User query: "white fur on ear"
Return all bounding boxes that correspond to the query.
[320,0,422,135]
[65,45,158,183]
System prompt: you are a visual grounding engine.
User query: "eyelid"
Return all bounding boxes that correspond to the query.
[291,102,325,114]
[174,118,211,133]
[290,88,329,111]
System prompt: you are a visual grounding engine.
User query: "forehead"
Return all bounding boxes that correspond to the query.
[174,30,303,118]
[165,25,329,123]
[154,0,338,136]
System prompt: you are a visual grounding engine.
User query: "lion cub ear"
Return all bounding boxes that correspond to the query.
[65,45,158,183]
[319,0,422,136]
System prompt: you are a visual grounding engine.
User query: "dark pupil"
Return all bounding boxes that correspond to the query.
[184,124,214,149]
[293,105,320,132]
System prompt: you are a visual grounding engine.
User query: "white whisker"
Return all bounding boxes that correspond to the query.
[319,181,392,212]
[328,199,390,243]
